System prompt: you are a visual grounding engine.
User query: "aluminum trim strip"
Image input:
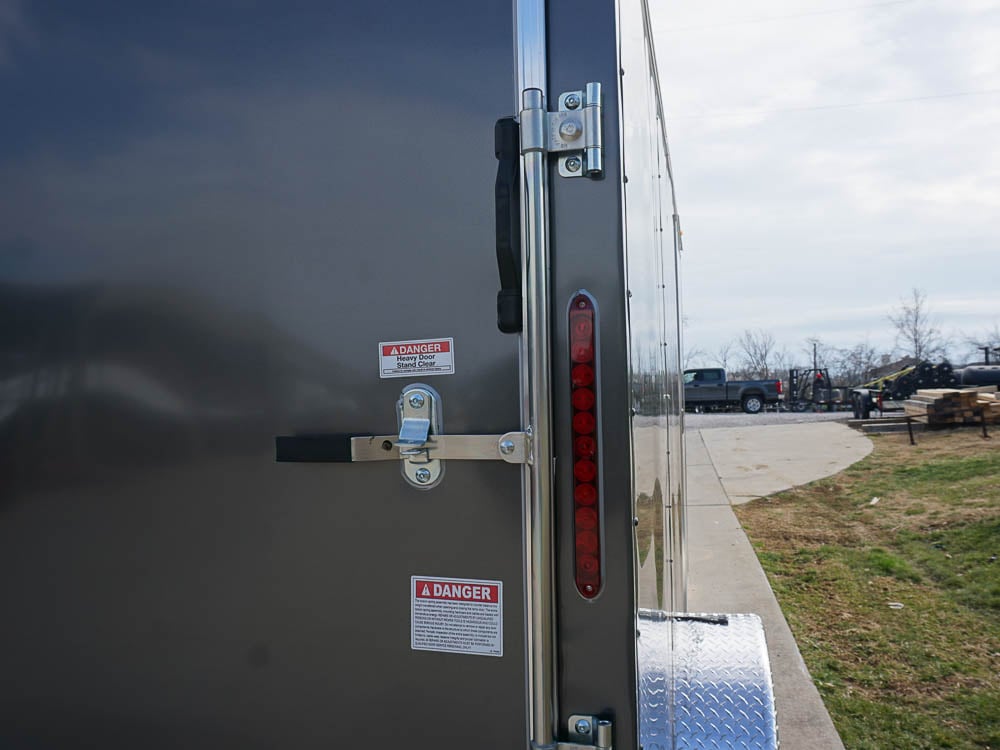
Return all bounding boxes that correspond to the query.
[516,0,556,746]
[520,86,557,749]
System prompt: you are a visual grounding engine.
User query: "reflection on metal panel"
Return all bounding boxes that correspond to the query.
[638,612,778,750]
[620,0,685,618]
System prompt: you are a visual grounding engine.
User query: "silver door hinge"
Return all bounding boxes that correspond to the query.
[520,83,603,178]
[347,384,529,489]
[556,715,612,750]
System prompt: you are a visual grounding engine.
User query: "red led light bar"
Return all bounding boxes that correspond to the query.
[569,292,601,598]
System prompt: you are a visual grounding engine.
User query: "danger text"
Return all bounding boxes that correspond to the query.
[415,580,499,603]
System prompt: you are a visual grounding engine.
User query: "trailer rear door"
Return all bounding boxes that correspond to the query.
[0,3,526,747]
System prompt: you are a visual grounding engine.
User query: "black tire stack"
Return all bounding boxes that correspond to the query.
[935,362,960,387]
[883,361,959,400]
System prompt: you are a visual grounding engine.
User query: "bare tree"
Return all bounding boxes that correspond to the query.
[738,329,776,378]
[800,337,838,371]
[772,348,792,379]
[888,288,944,361]
[683,345,706,369]
[834,340,880,385]
[713,340,734,371]
[962,321,1000,364]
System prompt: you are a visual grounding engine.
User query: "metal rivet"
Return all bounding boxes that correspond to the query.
[565,93,581,110]
[575,719,592,735]
[414,468,432,484]
[565,157,582,173]
[408,393,426,409]
[499,439,516,455]
[559,120,581,140]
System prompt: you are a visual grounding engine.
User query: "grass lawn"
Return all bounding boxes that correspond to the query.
[734,429,1000,750]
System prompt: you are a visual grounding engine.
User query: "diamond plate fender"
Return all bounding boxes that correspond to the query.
[637,611,778,750]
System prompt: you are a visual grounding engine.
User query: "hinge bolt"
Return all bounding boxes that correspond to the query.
[408,393,426,409]
[559,120,581,140]
[414,467,432,484]
[565,93,581,110]
[575,719,592,735]
[499,439,516,455]
[565,157,582,173]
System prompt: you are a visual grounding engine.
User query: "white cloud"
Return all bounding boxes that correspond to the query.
[652,0,1000,363]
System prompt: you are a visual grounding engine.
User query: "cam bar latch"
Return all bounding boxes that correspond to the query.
[385,384,528,488]
[274,383,529,490]
[520,83,604,179]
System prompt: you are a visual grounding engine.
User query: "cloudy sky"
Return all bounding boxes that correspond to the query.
[649,0,1000,367]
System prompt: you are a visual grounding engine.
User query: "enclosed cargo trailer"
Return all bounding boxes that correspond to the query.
[0,1,776,748]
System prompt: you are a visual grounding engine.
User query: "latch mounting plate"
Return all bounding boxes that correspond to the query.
[393,384,529,489]
[398,384,443,489]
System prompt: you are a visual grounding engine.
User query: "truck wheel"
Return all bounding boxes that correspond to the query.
[742,395,764,414]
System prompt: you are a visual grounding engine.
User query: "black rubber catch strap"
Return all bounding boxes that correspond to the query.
[275,434,367,462]
[495,117,522,334]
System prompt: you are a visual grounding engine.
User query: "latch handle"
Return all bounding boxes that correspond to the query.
[274,434,369,463]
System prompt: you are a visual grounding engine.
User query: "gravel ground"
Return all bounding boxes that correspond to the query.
[685,409,853,430]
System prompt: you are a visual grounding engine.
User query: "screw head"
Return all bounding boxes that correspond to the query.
[414,467,432,484]
[558,120,581,140]
[565,157,582,173]
[575,719,592,735]
[565,93,581,110]
[408,393,426,409]
[499,439,516,455]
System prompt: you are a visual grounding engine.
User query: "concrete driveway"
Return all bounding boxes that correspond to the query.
[685,421,873,750]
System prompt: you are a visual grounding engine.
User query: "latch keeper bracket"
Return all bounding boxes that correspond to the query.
[561,715,612,750]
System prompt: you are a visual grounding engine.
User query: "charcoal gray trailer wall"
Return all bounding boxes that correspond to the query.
[0,3,527,747]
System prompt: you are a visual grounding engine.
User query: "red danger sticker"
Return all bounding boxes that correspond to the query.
[379,337,455,378]
[411,575,503,657]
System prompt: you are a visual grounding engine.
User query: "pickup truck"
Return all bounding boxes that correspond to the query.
[683,368,783,414]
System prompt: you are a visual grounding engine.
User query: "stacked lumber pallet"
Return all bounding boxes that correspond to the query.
[903,386,1000,425]
[978,389,1000,423]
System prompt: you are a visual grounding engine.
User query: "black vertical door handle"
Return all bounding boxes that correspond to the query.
[495,117,522,334]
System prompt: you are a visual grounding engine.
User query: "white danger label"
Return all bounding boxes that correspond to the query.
[379,338,455,379]
[411,576,502,657]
